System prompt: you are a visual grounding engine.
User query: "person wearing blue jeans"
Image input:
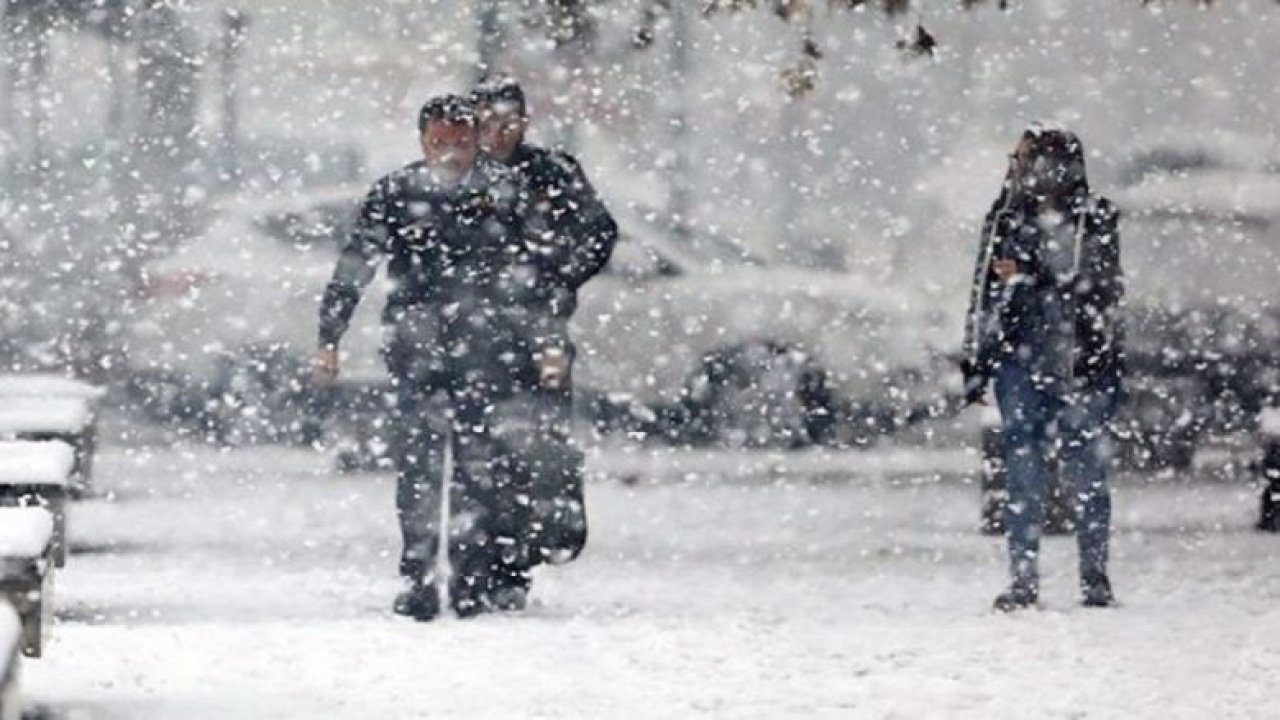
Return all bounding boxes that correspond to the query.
[996,361,1120,607]
[963,124,1124,611]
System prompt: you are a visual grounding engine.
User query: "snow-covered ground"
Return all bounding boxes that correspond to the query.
[24,441,1280,719]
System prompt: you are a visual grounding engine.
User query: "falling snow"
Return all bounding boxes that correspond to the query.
[1,0,1279,717]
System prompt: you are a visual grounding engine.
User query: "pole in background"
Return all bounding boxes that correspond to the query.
[29,9,50,176]
[104,11,131,151]
[475,0,501,83]
[666,0,691,243]
[0,3,52,182]
[219,8,249,189]
[0,2,14,188]
[7,5,53,180]
[104,2,134,243]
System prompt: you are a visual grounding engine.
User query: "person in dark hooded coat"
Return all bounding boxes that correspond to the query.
[470,76,618,575]
[963,125,1124,611]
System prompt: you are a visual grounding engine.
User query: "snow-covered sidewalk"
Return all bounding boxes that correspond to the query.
[24,444,1280,719]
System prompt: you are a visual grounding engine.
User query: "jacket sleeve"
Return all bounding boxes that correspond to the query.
[317,178,391,349]
[487,166,528,245]
[1093,201,1123,314]
[962,203,1004,374]
[545,152,618,291]
[1076,199,1124,376]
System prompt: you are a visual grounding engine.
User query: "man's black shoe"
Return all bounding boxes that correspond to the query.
[992,584,1039,613]
[447,572,531,617]
[488,584,529,612]
[1081,573,1117,608]
[451,594,486,619]
[393,581,440,621]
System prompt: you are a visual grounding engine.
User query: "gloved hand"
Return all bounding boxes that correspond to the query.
[962,358,989,406]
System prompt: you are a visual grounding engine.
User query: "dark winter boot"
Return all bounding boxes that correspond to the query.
[992,583,1039,613]
[449,574,488,619]
[485,565,531,612]
[1080,573,1116,608]
[1256,440,1280,532]
[393,579,440,621]
[529,442,589,566]
[488,583,529,612]
[1258,477,1279,532]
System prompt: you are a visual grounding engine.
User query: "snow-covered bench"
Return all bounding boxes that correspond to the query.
[0,602,22,719]
[0,507,56,658]
[0,374,103,496]
[0,375,103,402]
[0,442,75,567]
[1256,407,1280,533]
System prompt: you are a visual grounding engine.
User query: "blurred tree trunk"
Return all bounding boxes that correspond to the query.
[666,0,691,241]
[219,10,249,189]
[476,0,502,82]
[0,2,13,187]
[2,5,51,180]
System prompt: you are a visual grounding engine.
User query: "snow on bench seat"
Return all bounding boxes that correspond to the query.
[0,601,21,719]
[0,398,100,498]
[0,398,95,436]
[0,374,105,401]
[0,442,74,568]
[0,442,75,488]
[0,508,54,560]
[0,507,55,658]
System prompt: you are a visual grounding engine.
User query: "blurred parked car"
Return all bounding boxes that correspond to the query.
[1111,132,1280,469]
[122,186,382,443]
[573,207,957,448]
[122,191,957,450]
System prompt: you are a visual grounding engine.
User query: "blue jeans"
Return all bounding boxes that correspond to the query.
[995,361,1118,590]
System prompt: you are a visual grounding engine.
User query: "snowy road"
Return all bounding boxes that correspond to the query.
[23,442,1280,719]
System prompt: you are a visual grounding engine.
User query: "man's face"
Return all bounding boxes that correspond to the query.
[420,121,479,185]
[477,101,527,164]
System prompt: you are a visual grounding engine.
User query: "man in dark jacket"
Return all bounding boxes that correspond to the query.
[313,94,540,621]
[472,75,618,322]
[471,76,618,571]
[963,124,1124,611]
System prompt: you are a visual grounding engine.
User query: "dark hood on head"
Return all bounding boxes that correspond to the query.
[1028,124,1090,199]
[992,123,1091,214]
